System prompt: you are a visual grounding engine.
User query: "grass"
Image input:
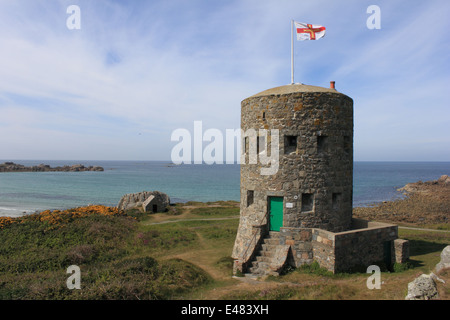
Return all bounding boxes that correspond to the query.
[189,206,240,217]
[0,205,217,300]
[221,274,360,300]
[0,200,448,300]
[397,228,450,273]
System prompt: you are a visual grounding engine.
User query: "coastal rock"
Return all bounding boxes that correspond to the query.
[436,245,450,274]
[117,191,170,213]
[405,273,440,300]
[437,175,450,185]
[398,175,450,193]
[0,162,104,172]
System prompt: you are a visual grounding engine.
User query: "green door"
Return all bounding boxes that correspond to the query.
[269,197,283,232]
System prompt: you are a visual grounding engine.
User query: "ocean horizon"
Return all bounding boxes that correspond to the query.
[0,160,449,217]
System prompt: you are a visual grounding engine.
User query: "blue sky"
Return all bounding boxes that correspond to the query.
[0,0,449,161]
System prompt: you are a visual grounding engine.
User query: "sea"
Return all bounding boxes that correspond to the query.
[0,160,449,217]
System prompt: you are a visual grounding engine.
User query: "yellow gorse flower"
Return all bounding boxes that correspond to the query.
[0,217,17,229]
[0,205,127,229]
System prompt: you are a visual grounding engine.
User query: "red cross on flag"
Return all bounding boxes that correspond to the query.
[294,22,326,41]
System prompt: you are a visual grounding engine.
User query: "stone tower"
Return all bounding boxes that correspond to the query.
[232,83,408,275]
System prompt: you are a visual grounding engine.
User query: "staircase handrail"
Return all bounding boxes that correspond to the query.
[239,212,268,263]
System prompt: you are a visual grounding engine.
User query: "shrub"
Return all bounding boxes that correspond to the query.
[114,256,159,278]
[297,261,334,276]
[158,258,212,296]
[66,245,97,265]
[393,261,413,272]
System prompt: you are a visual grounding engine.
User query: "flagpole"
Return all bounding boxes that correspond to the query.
[291,19,294,84]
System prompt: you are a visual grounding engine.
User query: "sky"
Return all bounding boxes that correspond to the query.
[0,0,449,161]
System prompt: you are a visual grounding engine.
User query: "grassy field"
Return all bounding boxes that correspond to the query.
[0,198,449,300]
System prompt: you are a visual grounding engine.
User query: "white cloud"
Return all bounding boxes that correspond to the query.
[0,0,449,160]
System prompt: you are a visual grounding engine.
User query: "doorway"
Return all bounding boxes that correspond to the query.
[268,197,283,232]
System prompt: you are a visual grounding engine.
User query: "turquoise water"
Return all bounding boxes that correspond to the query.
[0,160,449,217]
[353,161,450,206]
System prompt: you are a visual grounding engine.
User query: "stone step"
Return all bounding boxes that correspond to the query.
[257,250,275,257]
[261,243,278,251]
[248,266,263,274]
[263,238,280,245]
[245,232,284,278]
[256,255,272,263]
[249,267,270,275]
[269,231,281,238]
[249,266,279,278]
[250,260,258,268]
[250,260,266,268]
[251,261,269,270]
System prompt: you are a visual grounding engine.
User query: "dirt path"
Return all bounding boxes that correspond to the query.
[160,229,229,282]
[144,216,239,225]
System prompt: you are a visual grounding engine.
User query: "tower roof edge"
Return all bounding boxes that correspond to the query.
[246,83,350,100]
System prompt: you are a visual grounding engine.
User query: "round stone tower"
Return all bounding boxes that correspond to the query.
[232,82,353,262]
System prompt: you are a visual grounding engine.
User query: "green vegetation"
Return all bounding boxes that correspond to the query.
[0,200,448,300]
[222,278,359,300]
[296,261,336,277]
[189,206,239,217]
[397,228,450,272]
[0,204,222,300]
[393,262,413,273]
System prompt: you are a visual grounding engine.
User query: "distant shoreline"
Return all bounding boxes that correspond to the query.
[0,161,448,219]
[0,162,104,173]
[354,175,449,226]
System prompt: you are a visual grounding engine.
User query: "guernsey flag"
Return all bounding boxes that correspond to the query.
[294,22,326,41]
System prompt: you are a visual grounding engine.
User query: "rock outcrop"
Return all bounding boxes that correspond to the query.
[0,162,104,172]
[436,245,450,274]
[398,174,450,194]
[117,191,170,213]
[405,274,440,300]
[405,245,450,300]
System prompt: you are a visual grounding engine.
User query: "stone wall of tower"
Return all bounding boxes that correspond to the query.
[232,85,353,261]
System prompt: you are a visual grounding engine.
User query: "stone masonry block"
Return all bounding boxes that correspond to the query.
[394,239,410,263]
[286,239,295,246]
[300,230,312,241]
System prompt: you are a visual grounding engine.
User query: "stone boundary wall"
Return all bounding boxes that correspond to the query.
[277,219,408,273]
[312,228,336,272]
[333,219,398,273]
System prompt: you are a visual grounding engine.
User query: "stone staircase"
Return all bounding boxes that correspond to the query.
[245,232,289,278]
